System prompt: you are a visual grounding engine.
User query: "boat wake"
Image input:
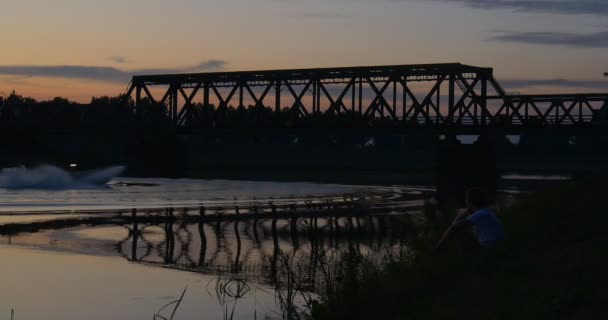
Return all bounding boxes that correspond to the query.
[0,165,126,190]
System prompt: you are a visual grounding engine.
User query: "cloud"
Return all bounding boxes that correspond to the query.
[389,1,608,48]
[392,0,608,16]
[488,30,608,47]
[130,59,228,76]
[293,12,350,18]
[193,59,228,70]
[0,59,228,83]
[109,56,129,64]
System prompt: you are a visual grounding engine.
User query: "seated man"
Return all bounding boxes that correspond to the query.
[436,187,505,251]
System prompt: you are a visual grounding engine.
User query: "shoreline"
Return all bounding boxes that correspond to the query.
[309,175,608,319]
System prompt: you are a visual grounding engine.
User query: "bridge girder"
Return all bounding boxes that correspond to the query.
[127,63,608,131]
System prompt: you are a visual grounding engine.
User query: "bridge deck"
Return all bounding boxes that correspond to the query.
[132,63,492,86]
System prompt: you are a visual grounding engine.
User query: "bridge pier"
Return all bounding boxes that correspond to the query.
[436,135,497,206]
[129,133,187,178]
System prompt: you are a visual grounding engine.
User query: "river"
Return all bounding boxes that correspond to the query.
[0,166,565,319]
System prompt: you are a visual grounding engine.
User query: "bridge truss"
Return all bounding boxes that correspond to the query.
[127,63,608,132]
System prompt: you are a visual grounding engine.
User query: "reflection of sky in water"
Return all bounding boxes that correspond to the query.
[0,246,277,320]
[1,216,411,318]
[0,179,387,319]
[0,215,411,319]
[0,180,423,319]
[0,178,365,213]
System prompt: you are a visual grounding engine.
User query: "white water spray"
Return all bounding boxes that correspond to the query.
[0,165,126,190]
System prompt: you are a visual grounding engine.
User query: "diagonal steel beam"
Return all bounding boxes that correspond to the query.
[211,83,239,111]
[557,100,578,125]
[142,85,157,104]
[284,80,312,116]
[176,83,202,126]
[245,81,274,109]
[366,78,398,120]
[418,75,446,123]
[319,80,354,116]
[401,81,431,123]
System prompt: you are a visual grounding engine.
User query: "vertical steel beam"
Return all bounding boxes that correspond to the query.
[352,79,356,114]
[239,82,244,109]
[393,80,397,119]
[555,100,559,125]
[402,77,407,122]
[316,79,321,114]
[448,73,455,125]
[473,79,479,125]
[436,84,441,125]
[481,76,488,126]
[312,80,317,115]
[358,77,363,115]
[203,82,210,108]
[172,85,179,122]
[275,82,281,113]
[135,85,142,117]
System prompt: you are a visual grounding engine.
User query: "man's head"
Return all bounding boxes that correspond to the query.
[465,187,487,211]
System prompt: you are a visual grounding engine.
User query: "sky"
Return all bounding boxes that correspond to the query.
[0,0,607,102]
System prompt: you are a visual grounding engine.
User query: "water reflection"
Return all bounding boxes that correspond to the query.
[115,208,420,319]
[119,210,416,282]
[0,188,425,283]
[0,189,426,319]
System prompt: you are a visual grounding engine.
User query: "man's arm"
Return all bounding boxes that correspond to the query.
[435,219,473,252]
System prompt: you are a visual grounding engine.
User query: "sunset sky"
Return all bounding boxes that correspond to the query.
[0,0,607,102]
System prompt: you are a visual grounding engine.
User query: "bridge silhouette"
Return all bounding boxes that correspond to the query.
[127,63,608,134]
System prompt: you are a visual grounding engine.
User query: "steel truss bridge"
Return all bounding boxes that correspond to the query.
[127,63,608,133]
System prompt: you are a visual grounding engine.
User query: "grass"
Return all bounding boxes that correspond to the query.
[153,287,187,320]
[214,278,251,320]
[309,175,608,319]
[271,251,316,320]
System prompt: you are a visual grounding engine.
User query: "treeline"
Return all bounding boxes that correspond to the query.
[0,91,407,131]
[0,92,167,130]
[1,91,607,134]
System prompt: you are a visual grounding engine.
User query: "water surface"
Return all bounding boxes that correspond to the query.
[0,176,427,319]
[0,172,564,319]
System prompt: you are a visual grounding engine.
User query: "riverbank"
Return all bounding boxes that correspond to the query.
[2,133,608,182]
[310,176,608,319]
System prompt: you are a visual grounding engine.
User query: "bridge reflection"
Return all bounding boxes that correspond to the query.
[116,207,420,284]
[0,187,430,286]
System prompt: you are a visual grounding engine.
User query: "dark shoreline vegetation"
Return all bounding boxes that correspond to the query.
[1,92,608,180]
[301,175,608,320]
